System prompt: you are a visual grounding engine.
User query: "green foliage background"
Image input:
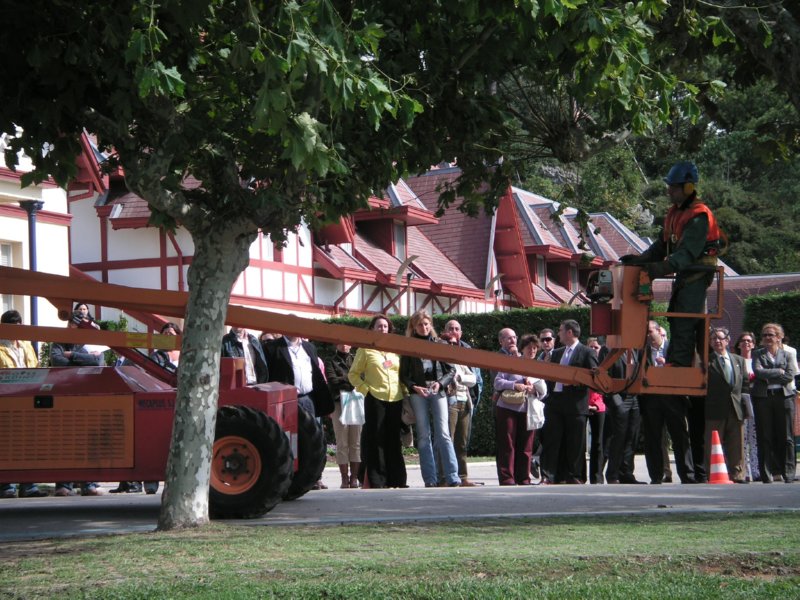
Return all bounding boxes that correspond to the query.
[743,291,800,345]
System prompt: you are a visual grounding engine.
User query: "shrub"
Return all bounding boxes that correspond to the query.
[743,291,800,344]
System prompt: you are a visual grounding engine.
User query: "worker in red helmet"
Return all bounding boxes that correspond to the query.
[620,161,722,367]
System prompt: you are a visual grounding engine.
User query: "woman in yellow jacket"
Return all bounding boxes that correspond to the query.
[348,315,407,488]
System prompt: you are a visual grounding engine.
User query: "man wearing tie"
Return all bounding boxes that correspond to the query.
[539,319,598,484]
[705,327,748,483]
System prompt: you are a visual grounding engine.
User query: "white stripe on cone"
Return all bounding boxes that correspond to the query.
[709,430,733,484]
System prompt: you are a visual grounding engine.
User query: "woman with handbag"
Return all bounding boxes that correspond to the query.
[493,334,547,485]
[348,315,407,488]
[399,310,460,487]
[326,343,361,488]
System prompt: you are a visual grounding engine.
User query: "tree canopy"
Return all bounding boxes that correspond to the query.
[4,0,793,528]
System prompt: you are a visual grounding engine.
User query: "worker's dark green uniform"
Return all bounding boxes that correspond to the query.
[635,213,716,366]
[621,161,721,367]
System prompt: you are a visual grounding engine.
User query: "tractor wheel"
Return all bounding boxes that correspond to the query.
[209,406,292,519]
[283,405,326,501]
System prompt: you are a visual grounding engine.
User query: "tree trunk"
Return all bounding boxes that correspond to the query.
[157,224,255,530]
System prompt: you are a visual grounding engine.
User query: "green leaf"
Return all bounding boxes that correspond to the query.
[366,76,390,96]
[157,64,186,97]
[125,30,147,64]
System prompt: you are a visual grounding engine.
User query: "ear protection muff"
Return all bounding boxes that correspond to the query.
[683,181,694,195]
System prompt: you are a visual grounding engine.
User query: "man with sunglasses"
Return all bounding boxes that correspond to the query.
[537,329,555,362]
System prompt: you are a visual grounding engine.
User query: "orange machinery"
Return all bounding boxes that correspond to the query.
[0,263,725,396]
[0,264,723,518]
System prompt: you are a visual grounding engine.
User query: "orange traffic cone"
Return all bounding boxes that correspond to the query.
[708,430,733,484]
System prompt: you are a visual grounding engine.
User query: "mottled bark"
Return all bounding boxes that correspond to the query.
[156,222,255,530]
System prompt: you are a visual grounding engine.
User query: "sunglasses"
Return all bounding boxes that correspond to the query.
[541,337,553,342]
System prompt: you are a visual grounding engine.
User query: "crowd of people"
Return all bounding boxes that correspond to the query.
[1,158,796,494]
[339,314,798,488]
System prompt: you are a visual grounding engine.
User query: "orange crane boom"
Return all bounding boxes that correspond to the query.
[0,265,724,395]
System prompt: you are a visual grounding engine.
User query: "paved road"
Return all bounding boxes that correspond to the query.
[1,459,798,541]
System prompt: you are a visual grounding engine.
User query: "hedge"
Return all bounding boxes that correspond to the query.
[743,290,800,345]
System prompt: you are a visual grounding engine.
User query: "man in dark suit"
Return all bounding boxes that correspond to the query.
[639,320,696,484]
[705,327,748,483]
[601,347,644,484]
[540,319,599,484]
[221,326,269,384]
[263,334,334,418]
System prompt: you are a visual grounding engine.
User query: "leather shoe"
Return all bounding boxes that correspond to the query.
[82,484,104,496]
[733,479,749,484]
[606,479,621,484]
[619,476,646,484]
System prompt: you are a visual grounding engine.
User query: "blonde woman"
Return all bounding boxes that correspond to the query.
[751,323,797,483]
[399,310,460,487]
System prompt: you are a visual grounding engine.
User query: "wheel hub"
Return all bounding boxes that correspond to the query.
[211,435,263,495]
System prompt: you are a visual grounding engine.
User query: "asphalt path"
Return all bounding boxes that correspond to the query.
[1,459,798,541]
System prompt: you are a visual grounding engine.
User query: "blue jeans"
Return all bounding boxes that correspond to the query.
[410,392,460,485]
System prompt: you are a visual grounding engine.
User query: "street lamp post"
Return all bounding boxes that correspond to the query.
[19,200,44,351]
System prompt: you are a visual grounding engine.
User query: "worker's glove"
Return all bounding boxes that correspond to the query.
[645,261,672,280]
[619,254,644,265]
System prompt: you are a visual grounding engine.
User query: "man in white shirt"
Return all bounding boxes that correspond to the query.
[539,319,598,484]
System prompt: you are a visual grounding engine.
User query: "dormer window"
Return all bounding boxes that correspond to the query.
[393,221,406,261]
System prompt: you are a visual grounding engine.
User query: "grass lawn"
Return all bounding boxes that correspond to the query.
[1,512,798,598]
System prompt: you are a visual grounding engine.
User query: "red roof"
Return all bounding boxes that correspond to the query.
[353,231,403,285]
[405,168,494,289]
[107,190,151,229]
[406,227,481,293]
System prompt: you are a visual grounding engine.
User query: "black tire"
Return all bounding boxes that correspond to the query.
[284,405,326,501]
[210,406,293,519]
